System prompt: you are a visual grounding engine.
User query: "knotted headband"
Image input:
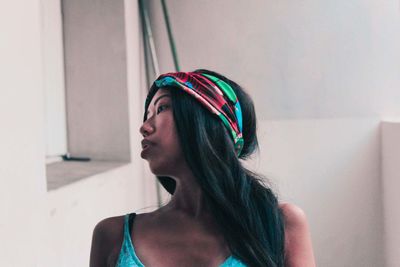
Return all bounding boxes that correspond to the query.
[144,71,244,156]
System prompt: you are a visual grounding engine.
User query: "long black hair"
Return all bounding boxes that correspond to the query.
[145,69,285,267]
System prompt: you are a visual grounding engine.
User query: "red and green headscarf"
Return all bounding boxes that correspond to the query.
[144,71,244,156]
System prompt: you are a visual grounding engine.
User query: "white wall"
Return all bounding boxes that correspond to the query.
[43,164,155,267]
[42,0,68,157]
[0,1,48,265]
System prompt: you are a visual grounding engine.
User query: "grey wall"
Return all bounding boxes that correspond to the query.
[146,1,397,266]
[62,0,131,161]
[382,122,400,267]
[148,0,400,120]
[252,118,384,267]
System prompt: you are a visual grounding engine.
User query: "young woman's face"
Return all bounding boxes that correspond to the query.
[139,88,184,176]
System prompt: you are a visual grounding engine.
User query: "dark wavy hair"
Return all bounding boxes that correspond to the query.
[144,69,285,267]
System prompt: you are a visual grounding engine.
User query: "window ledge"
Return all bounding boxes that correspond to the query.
[46,160,129,191]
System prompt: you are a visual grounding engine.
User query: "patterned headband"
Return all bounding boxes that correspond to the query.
[144,71,244,156]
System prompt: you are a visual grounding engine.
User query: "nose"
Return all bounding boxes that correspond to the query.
[139,120,154,137]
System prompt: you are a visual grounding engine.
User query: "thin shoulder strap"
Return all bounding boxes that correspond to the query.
[128,212,137,234]
[117,213,142,267]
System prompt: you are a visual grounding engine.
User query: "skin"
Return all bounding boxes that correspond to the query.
[90,88,316,267]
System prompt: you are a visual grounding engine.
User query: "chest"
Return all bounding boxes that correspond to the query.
[132,228,230,267]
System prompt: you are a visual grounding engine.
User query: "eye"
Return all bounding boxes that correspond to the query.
[156,104,169,114]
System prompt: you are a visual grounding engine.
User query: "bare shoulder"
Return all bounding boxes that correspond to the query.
[278,203,316,267]
[279,202,308,229]
[93,215,125,239]
[89,215,125,267]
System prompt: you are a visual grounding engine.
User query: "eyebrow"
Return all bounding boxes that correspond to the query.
[146,94,171,116]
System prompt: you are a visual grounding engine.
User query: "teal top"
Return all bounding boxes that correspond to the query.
[116,213,247,267]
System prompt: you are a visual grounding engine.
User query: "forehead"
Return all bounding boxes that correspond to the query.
[146,87,171,117]
[148,88,171,106]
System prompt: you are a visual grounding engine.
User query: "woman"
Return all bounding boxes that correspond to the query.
[90,70,316,267]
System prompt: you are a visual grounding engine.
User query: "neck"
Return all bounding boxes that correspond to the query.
[163,165,210,219]
[159,165,225,238]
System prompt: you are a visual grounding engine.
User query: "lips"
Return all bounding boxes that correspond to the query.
[141,139,155,149]
[140,140,156,159]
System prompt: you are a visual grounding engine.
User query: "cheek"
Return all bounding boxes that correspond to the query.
[148,138,182,176]
[148,115,183,172]
[158,115,180,148]
[162,125,182,158]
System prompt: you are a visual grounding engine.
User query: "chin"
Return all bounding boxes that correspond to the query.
[148,160,172,177]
